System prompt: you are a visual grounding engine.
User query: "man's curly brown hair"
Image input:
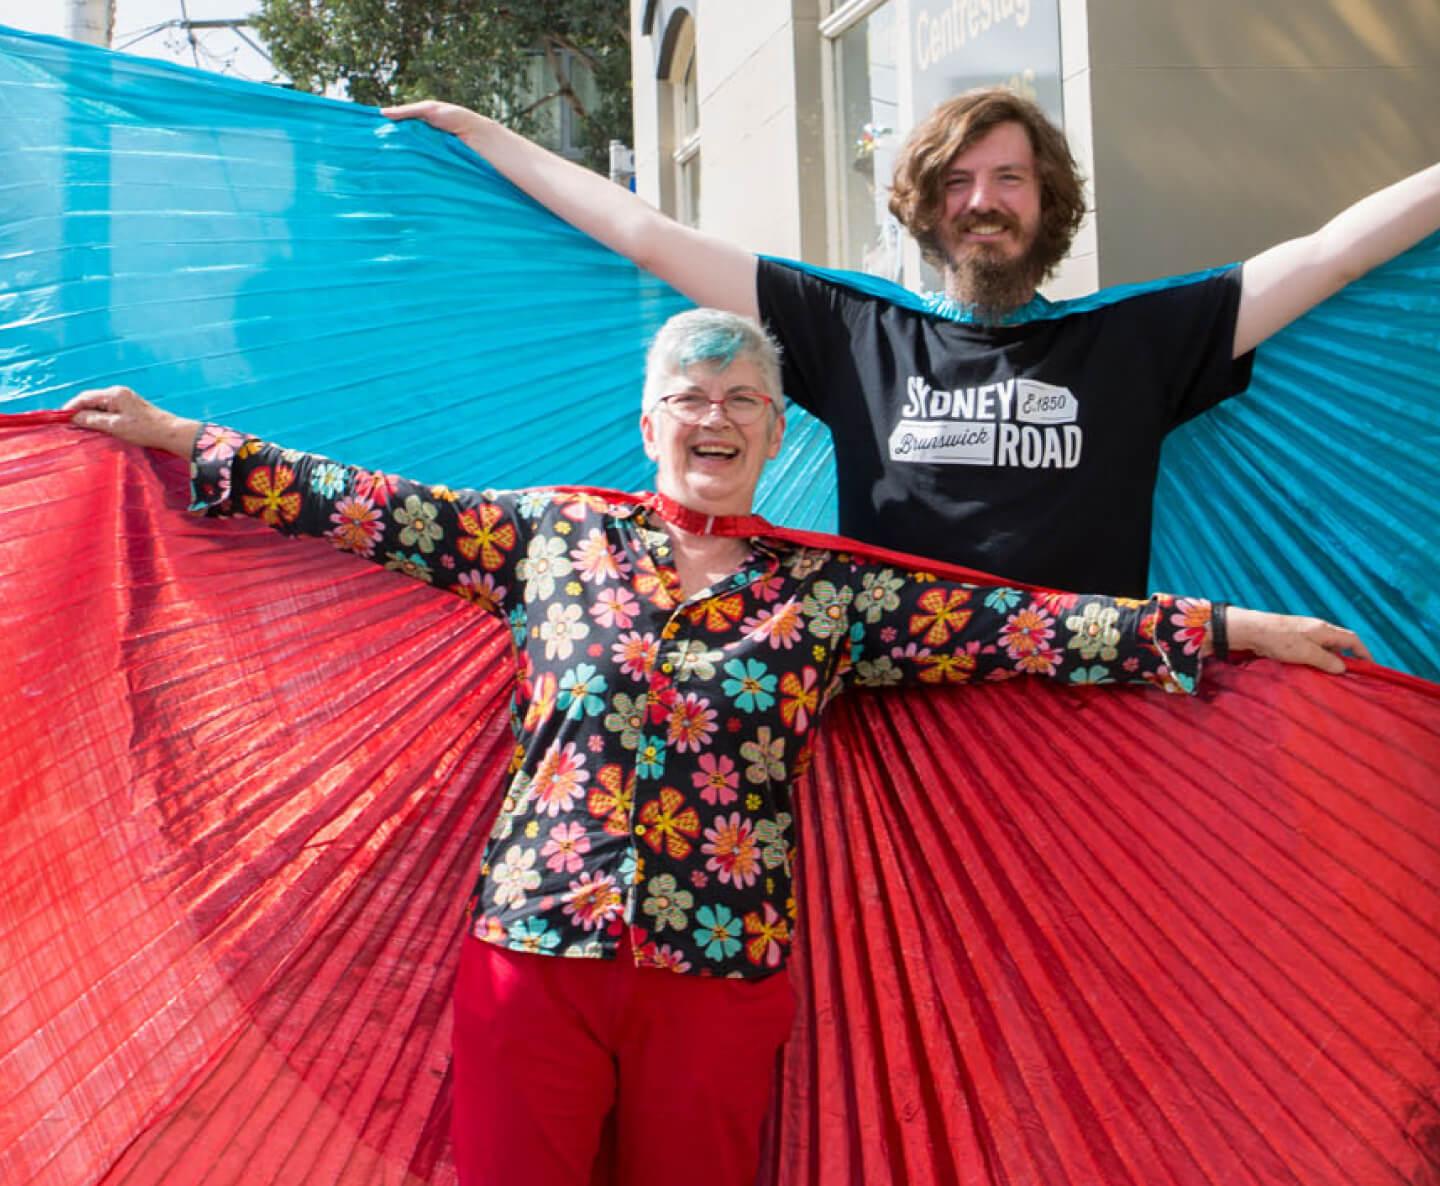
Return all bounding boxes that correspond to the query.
[889,87,1086,277]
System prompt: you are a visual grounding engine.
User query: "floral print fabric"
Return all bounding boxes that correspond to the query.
[191,431,1207,979]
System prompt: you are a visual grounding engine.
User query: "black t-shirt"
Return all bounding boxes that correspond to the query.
[756,258,1254,595]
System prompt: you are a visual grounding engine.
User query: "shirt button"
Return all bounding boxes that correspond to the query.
[634,824,648,836]
[660,662,674,674]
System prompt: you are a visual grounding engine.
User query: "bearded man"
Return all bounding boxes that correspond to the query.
[385,88,1440,595]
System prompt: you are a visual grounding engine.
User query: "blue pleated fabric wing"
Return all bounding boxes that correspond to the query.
[1150,243,1440,677]
[0,24,833,522]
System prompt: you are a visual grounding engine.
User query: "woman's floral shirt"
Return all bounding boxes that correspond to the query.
[191,427,1210,980]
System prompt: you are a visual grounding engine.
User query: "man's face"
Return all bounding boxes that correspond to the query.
[640,357,784,515]
[933,120,1047,314]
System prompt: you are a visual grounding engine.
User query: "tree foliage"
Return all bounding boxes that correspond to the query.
[254,0,632,171]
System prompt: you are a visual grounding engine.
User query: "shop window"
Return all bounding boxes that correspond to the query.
[519,49,603,163]
[827,1,901,279]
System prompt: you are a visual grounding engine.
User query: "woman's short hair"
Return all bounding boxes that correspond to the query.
[642,309,785,414]
[888,87,1086,276]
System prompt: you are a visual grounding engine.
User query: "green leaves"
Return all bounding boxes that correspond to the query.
[254,0,632,170]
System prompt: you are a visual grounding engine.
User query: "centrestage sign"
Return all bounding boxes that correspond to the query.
[910,0,1063,123]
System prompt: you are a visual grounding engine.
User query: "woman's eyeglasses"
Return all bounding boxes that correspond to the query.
[658,392,774,425]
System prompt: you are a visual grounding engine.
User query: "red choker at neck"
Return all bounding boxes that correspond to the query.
[643,493,772,538]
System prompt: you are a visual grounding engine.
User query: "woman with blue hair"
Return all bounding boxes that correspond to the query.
[66,307,1366,1186]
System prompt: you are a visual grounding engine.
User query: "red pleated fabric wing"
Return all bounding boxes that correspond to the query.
[3,413,1437,1186]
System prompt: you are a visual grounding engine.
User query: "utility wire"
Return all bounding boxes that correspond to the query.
[115,22,172,52]
[113,16,277,76]
[176,0,201,69]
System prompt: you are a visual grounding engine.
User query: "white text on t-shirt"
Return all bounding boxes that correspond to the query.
[890,375,1082,468]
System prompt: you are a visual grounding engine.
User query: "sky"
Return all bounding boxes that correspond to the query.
[0,0,279,83]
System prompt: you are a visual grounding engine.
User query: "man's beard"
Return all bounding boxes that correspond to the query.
[943,217,1058,322]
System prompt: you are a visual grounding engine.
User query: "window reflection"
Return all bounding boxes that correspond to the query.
[834,4,901,281]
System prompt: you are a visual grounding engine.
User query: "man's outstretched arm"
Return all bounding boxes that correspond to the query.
[385,101,759,320]
[1234,160,1440,357]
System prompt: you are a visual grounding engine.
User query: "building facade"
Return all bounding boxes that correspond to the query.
[630,0,1440,298]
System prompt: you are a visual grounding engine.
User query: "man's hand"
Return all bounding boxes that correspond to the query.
[383,100,488,142]
[65,386,201,457]
[1224,606,1373,674]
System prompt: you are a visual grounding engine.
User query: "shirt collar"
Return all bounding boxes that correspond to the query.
[920,289,1055,325]
[642,492,773,538]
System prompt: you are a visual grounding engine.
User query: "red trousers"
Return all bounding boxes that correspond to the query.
[450,933,796,1186]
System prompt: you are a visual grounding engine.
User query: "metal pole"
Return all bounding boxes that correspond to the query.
[64,0,114,47]
[609,140,636,189]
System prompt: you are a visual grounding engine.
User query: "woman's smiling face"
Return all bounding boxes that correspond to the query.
[641,357,785,515]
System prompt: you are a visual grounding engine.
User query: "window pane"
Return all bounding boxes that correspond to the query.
[679,154,701,228]
[569,53,601,116]
[679,53,700,138]
[520,53,565,153]
[833,4,902,281]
